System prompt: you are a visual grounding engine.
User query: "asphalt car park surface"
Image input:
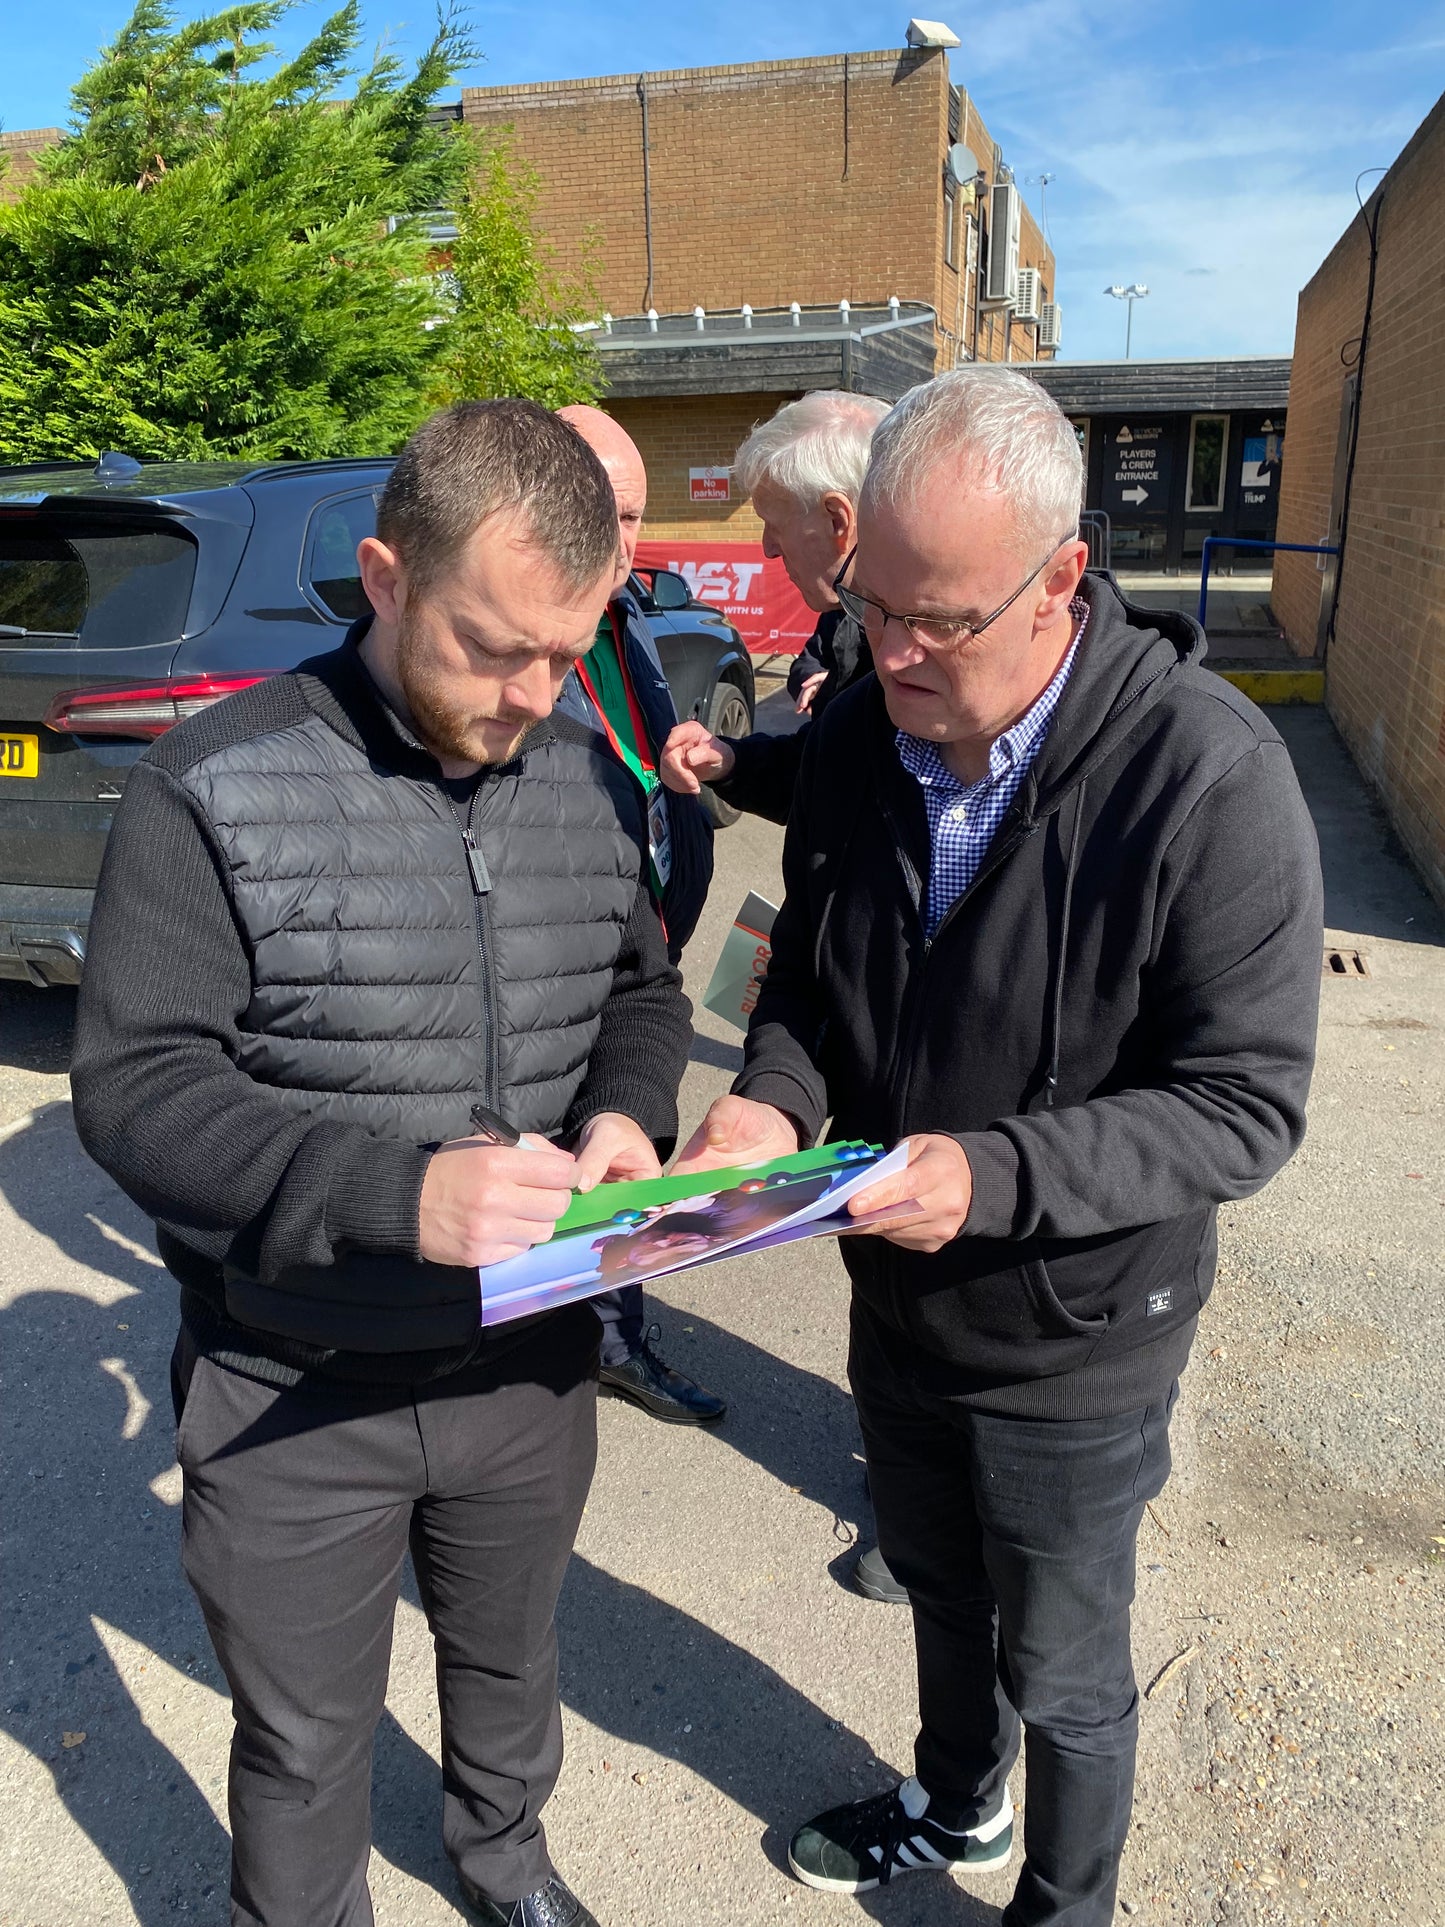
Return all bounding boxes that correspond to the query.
[0,691,1441,1927]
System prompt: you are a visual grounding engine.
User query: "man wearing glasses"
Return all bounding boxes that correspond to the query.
[674,369,1323,1925]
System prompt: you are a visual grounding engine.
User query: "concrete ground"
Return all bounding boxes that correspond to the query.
[1,694,1441,1927]
[1113,573,1283,650]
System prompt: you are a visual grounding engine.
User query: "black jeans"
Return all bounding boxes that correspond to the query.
[173,1305,599,1927]
[593,1284,644,1366]
[850,1304,1176,1927]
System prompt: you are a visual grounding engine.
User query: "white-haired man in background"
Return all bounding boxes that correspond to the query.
[675,368,1323,1923]
[661,389,888,824]
[660,385,908,1606]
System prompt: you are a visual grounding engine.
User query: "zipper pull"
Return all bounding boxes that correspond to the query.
[463,829,491,894]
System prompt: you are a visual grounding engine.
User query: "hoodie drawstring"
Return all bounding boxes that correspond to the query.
[1043,777,1086,1110]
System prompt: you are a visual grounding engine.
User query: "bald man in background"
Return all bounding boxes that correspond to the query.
[555,405,726,1427]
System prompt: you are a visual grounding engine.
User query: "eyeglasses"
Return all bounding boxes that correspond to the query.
[833,537,1073,652]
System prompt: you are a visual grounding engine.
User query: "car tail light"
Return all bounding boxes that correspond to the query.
[43,675,273,739]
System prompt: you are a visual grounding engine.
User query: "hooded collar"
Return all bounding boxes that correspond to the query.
[863,570,1205,869]
[1004,571,1204,824]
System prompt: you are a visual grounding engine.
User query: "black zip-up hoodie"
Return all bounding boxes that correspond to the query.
[709,611,872,826]
[734,573,1324,1419]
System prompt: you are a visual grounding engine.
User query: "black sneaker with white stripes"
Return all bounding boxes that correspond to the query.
[787,1775,1013,1892]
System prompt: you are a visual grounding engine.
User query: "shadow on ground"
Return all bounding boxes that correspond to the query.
[1270,708,1444,944]
[2,1109,994,1924]
[639,1302,868,1531]
[374,1551,1000,1926]
[0,980,76,1073]
[687,1032,744,1075]
[0,1104,230,1925]
[751,681,810,737]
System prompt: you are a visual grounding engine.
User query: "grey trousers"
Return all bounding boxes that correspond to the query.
[174,1305,600,1927]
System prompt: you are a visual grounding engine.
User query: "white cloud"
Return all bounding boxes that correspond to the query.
[965,9,1445,359]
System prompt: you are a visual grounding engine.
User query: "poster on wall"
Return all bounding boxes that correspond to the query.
[1100,423,1172,518]
[1240,430,1284,506]
[634,540,816,654]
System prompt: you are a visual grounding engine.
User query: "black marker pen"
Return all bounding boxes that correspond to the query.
[469,1103,521,1147]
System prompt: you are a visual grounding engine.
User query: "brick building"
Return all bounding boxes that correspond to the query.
[462,40,1056,644]
[1027,359,1289,572]
[1272,90,1445,908]
[4,34,1058,650]
[0,128,60,202]
[461,47,1052,371]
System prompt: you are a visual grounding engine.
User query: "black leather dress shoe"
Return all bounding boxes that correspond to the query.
[460,1872,599,1926]
[598,1326,726,1424]
[852,1543,909,1604]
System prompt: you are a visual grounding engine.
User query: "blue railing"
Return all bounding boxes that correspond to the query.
[1197,536,1338,630]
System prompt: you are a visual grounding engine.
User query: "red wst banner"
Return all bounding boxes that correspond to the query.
[634,540,815,656]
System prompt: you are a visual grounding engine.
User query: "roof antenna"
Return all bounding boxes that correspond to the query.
[95,452,143,482]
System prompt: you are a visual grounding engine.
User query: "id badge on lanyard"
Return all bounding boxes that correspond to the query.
[647,782,673,889]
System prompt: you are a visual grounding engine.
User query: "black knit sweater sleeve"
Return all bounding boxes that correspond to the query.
[731,724,831,1142]
[71,760,430,1282]
[708,726,809,827]
[563,875,692,1158]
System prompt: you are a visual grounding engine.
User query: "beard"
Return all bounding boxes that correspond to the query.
[395,606,535,767]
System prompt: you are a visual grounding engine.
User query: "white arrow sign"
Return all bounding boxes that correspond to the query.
[1121,485,1150,505]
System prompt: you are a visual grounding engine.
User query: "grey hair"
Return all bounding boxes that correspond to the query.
[732,390,891,507]
[863,368,1084,556]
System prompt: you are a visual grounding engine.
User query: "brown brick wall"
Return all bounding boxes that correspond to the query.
[1274,93,1445,908]
[0,128,60,205]
[1272,227,1370,653]
[462,49,1054,372]
[608,392,781,540]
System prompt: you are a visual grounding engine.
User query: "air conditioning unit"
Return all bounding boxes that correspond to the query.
[1014,267,1042,321]
[1039,301,1063,350]
[985,181,1021,304]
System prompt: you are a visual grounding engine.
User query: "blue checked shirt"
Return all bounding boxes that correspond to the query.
[897,599,1090,937]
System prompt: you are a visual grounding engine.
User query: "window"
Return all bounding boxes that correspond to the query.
[303,491,380,622]
[1069,418,1089,466]
[0,518,196,648]
[944,186,958,271]
[1186,415,1228,512]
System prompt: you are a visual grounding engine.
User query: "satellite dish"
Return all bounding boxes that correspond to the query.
[945,144,979,188]
[906,17,961,47]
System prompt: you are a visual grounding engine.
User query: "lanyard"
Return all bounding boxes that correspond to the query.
[573,606,657,780]
[575,607,671,942]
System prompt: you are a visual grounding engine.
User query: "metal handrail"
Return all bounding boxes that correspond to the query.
[1079,509,1112,572]
[1197,536,1338,629]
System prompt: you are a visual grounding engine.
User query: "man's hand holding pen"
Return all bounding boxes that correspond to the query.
[418,1106,661,1268]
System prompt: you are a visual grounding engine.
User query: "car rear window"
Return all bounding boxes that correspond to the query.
[0,517,198,647]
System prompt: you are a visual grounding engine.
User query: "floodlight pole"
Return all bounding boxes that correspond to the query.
[1104,282,1149,358]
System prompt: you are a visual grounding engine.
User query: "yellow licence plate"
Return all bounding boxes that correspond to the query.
[0,733,39,778]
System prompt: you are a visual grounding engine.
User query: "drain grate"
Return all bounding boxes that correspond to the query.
[1323,947,1370,978]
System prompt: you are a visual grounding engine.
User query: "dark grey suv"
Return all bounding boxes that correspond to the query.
[0,455,754,986]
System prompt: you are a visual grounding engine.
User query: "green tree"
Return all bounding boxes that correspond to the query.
[0,0,597,462]
[428,131,600,411]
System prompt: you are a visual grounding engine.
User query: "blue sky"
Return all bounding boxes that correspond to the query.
[6,0,1444,360]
